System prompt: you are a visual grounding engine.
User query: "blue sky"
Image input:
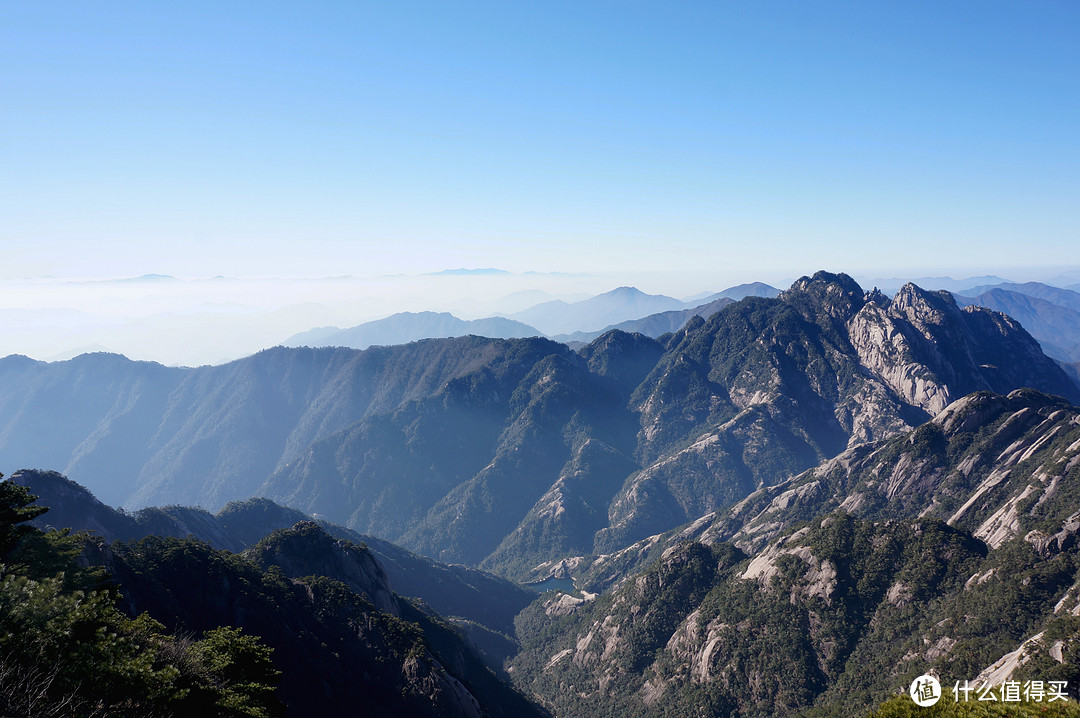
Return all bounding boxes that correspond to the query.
[3,1,1079,281]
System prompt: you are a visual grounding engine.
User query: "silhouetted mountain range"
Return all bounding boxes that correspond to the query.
[2,472,545,717]
[11,469,534,638]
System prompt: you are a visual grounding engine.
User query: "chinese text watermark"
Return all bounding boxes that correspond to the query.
[908,675,1070,706]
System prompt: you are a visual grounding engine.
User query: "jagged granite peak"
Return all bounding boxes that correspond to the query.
[850,282,1080,415]
[847,290,954,415]
[862,286,891,306]
[598,271,1079,552]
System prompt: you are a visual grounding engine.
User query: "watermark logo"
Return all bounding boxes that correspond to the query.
[910,674,941,707]
[952,680,1069,703]
[907,676,1071,707]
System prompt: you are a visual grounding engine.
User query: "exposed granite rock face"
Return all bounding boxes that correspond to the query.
[847,283,1079,419]
[547,387,1080,599]
[697,389,1080,557]
[401,655,484,718]
[601,272,1078,553]
[511,517,995,718]
[847,294,952,415]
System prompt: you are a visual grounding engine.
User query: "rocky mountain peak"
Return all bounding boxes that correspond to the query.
[891,282,965,328]
[782,270,866,321]
[862,287,890,307]
[932,390,1012,434]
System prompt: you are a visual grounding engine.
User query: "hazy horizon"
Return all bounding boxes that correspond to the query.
[3,2,1078,364]
[1,264,1078,367]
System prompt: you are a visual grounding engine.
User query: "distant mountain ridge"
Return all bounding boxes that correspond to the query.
[958,281,1080,312]
[285,311,541,350]
[283,282,781,350]
[953,283,1080,363]
[548,282,779,344]
[508,286,688,335]
[552,297,734,344]
[1,272,1076,582]
[688,281,781,302]
[869,274,1012,294]
[0,337,582,509]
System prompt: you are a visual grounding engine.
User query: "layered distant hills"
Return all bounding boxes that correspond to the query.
[283,283,780,350]
[506,286,689,336]
[551,297,734,344]
[1,272,1076,581]
[7,272,1080,716]
[285,311,543,350]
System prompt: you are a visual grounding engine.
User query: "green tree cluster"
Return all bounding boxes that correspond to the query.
[0,477,282,717]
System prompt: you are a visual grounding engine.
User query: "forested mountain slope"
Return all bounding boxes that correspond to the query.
[510,510,1080,717]
[11,469,534,638]
[0,479,546,717]
[500,386,1080,716]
